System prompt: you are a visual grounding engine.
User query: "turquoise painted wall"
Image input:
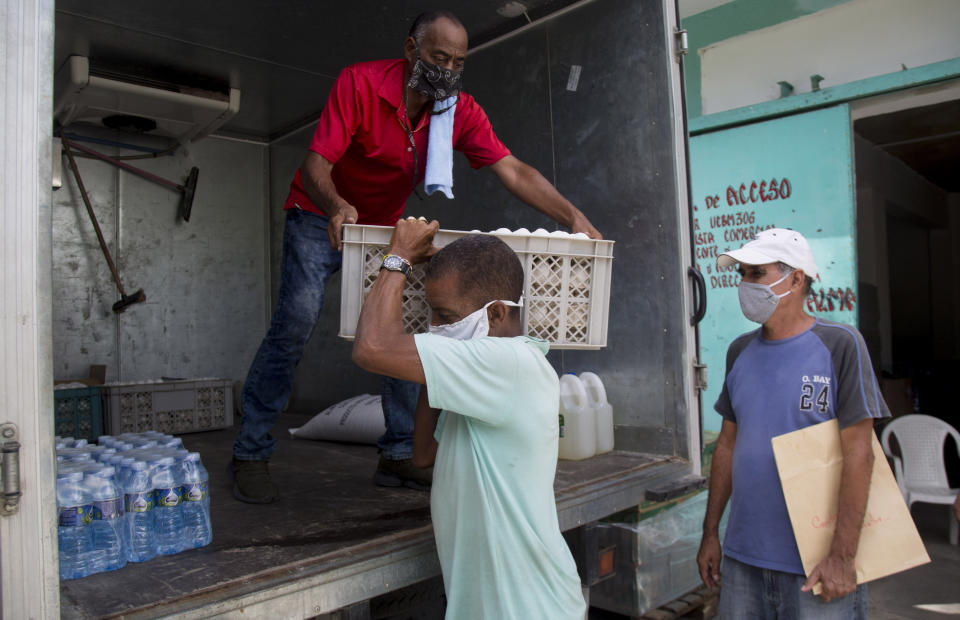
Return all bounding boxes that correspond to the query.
[690,105,857,432]
[681,0,852,119]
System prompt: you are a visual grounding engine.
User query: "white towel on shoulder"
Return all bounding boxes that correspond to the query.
[424,99,457,199]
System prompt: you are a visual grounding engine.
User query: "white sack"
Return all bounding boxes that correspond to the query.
[289,394,385,445]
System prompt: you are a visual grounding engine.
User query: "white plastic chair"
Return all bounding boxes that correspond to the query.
[880,414,959,545]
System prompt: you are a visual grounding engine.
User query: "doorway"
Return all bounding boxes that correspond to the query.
[852,86,960,481]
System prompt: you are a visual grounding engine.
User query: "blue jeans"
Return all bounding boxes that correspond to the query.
[233,209,419,462]
[718,555,867,620]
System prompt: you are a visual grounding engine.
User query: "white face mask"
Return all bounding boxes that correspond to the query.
[738,271,792,324]
[428,298,523,340]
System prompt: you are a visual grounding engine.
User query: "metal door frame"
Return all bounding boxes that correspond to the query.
[1,0,60,617]
[664,0,701,474]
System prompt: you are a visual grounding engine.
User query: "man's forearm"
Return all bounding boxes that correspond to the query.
[703,433,734,537]
[301,154,350,215]
[351,220,437,383]
[412,387,440,468]
[829,432,874,561]
[356,270,407,345]
[492,157,598,236]
[352,269,425,383]
[801,418,874,599]
[508,165,578,226]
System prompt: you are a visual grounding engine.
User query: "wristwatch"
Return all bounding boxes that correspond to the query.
[381,254,412,277]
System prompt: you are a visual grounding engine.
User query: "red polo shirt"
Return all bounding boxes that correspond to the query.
[283,59,511,225]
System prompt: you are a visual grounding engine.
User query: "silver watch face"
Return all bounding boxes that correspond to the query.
[383,255,405,272]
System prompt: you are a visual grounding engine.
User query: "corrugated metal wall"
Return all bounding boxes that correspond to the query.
[52,137,269,385]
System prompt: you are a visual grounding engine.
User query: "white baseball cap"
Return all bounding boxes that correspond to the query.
[717,228,818,279]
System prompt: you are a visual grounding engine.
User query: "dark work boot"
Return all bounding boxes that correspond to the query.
[229,458,279,504]
[372,455,432,491]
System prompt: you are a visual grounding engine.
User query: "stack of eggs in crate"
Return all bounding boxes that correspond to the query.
[339,224,614,350]
[54,433,212,580]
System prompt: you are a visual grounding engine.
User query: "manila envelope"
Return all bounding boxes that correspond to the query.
[771,419,930,589]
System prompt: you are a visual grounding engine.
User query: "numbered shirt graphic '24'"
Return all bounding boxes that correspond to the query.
[799,374,831,414]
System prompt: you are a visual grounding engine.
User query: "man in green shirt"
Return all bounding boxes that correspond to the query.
[352,218,585,619]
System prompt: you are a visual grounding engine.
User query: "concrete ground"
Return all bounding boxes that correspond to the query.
[870,502,960,619]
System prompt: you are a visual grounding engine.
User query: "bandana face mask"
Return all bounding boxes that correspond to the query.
[407,53,462,103]
[738,271,792,324]
[428,298,523,340]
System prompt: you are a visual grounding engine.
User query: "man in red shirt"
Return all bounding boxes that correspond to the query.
[230,10,601,503]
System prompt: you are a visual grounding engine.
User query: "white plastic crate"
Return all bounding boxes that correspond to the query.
[339,224,614,349]
[104,378,234,435]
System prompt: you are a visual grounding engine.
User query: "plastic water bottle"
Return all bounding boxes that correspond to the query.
[120,456,137,483]
[152,456,185,555]
[160,437,183,449]
[57,471,96,580]
[68,451,93,463]
[87,466,126,572]
[180,452,212,548]
[124,461,157,562]
[580,372,615,454]
[558,373,596,460]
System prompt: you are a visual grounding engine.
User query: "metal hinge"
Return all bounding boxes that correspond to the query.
[675,28,689,58]
[693,362,707,392]
[0,423,22,516]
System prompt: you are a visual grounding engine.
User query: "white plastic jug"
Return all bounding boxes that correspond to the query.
[558,373,596,460]
[580,372,614,454]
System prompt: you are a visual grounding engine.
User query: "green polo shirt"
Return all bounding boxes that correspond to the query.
[414,333,585,620]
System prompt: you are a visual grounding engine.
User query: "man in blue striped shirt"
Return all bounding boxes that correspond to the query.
[696,228,889,619]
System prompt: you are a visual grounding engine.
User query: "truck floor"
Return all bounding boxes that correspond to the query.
[60,412,680,619]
